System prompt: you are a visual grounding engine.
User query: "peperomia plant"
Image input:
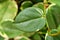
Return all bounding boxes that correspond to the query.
[0,0,60,40]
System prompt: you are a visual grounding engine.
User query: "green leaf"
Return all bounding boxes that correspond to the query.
[15,7,43,22]
[20,38,27,40]
[45,34,53,40]
[20,1,33,10]
[20,37,30,40]
[33,3,44,10]
[0,0,17,22]
[45,29,60,40]
[0,0,17,37]
[48,29,58,35]
[0,36,4,40]
[15,18,45,32]
[0,0,8,3]
[57,25,60,31]
[46,4,60,29]
[49,0,60,6]
[31,0,43,3]
[45,33,60,40]
[1,21,24,38]
[23,32,34,37]
[32,33,42,40]
[15,7,45,32]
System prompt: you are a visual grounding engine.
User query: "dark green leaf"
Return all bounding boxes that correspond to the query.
[0,0,8,3]
[20,1,33,10]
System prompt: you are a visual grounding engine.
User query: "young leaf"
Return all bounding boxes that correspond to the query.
[0,0,17,22]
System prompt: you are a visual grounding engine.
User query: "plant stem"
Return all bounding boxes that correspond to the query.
[43,0,50,31]
[43,0,47,17]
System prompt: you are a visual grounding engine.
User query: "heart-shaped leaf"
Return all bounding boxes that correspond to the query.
[15,7,46,32]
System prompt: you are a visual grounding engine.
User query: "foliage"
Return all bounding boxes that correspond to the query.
[0,0,60,40]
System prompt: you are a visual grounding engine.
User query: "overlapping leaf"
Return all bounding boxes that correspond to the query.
[0,0,17,22]
[46,4,60,29]
[45,34,60,40]
[15,7,46,32]
[49,0,60,6]
[1,7,46,37]
[20,1,33,10]
[0,0,19,38]
[32,33,42,40]
[33,3,44,10]
[1,21,24,38]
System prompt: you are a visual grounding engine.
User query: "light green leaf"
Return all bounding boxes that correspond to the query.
[0,0,18,37]
[23,32,34,37]
[49,0,60,6]
[57,25,60,32]
[1,21,24,38]
[0,0,17,22]
[15,7,45,32]
[20,37,30,40]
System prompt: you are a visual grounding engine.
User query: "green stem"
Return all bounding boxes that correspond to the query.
[43,0,50,31]
[43,0,47,17]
